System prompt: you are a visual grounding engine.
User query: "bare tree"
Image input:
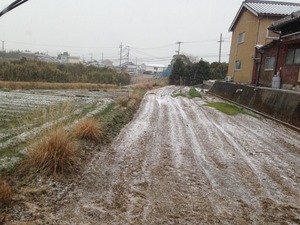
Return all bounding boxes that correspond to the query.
[183,53,199,64]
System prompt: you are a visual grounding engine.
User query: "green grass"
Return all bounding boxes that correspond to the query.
[189,88,202,98]
[173,90,185,97]
[1,87,11,92]
[205,102,255,116]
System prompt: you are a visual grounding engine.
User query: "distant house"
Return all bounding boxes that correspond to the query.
[19,52,36,60]
[117,61,137,75]
[140,63,167,74]
[59,52,80,64]
[36,54,60,63]
[85,60,104,67]
[67,56,80,64]
[103,59,114,68]
[227,0,300,84]
[257,10,300,91]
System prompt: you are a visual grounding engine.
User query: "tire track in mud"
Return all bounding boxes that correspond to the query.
[200,103,300,199]
[55,86,300,225]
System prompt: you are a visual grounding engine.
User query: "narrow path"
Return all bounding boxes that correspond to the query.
[55,86,300,225]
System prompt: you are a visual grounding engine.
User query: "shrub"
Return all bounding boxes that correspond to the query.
[0,181,12,206]
[1,87,11,92]
[27,129,80,176]
[73,118,104,142]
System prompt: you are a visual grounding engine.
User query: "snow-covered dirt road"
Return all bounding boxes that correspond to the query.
[54,86,300,224]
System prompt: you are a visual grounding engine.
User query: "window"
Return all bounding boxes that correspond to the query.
[238,32,245,44]
[286,48,300,65]
[264,57,275,70]
[235,60,241,70]
[295,49,300,64]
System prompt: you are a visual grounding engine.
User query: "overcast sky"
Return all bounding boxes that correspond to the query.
[0,0,296,66]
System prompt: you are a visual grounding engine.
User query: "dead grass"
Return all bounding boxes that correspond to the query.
[26,129,80,176]
[129,93,141,101]
[73,118,104,142]
[117,96,130,107]
[0,181,12,206]
[0,81,117,90]
[135,83,153,90]
[116,91,144,108]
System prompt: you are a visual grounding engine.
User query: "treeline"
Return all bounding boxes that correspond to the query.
[0,58,130,85]
[169,58,228,85]
[0,50,21,59]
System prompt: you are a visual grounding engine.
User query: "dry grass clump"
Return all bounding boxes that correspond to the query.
[0,181,13,206]
[135,83,153,90]
[73,118,104,142]
[117,96,129,107]
[129,93,141,101]
[117,91,143,108]
[27,129,80,176]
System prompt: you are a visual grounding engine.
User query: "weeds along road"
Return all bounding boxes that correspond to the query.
[56,86,300,225]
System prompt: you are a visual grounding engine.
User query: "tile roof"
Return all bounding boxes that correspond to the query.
[229,0,300,31]
[245,0,300,16]
[269,10,300,30]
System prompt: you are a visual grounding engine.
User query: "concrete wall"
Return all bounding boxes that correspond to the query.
[209,81,300,129]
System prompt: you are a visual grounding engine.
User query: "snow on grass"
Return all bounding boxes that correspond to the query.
[0,89,119,171]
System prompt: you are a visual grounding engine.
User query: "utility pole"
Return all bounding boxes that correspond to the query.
[2,41,4,52]
[127,46,130,62]
[135,57,138,75]
[175,41,182,55]
[218,33,224,63]
[119,42,123,71]
[102,52,104,63]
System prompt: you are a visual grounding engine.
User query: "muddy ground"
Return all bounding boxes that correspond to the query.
[7,86,300,224]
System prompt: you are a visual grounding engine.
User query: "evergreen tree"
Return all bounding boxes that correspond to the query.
[193,59,211,84]
[169,58,185,85]
[210,62,228,80]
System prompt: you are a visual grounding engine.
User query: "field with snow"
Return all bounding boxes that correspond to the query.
[0,89,127,170]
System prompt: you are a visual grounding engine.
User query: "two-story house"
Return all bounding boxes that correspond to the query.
[227,0,300,84]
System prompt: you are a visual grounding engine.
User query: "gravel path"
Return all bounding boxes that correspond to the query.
[49,86,300,224]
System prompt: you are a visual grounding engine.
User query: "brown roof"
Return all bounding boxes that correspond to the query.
[269,10,300,31]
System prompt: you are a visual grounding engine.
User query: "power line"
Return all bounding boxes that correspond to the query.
[0,0,29,18]
[130,44,174,50]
